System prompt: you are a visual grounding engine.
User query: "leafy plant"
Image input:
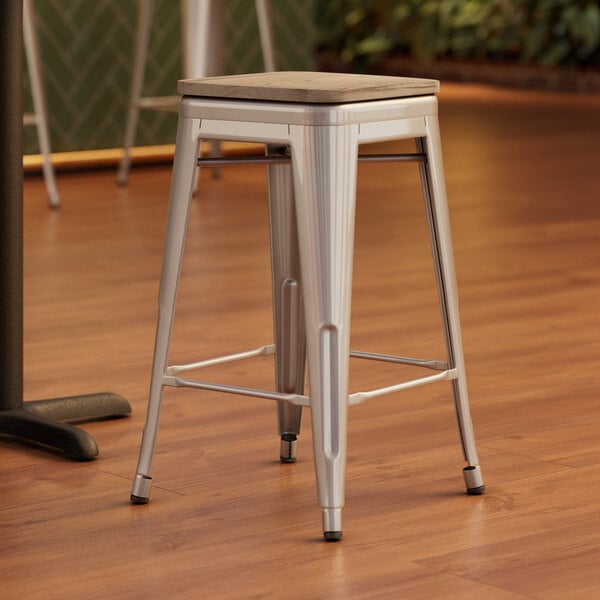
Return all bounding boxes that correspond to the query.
[316,0,600,68]
[521,0,600,65]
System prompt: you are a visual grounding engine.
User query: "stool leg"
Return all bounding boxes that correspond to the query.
[417,119,484,495]
[23,0,60,208]
[255,0,277,71]
[183,0,224,183]
[118,0,154,186]
[266,146,305,463]
[184,0,224,78]
[290,125,359,540]
[131,116,201,503]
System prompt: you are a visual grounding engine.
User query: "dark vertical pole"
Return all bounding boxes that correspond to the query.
[0,0,24,410]
[0,1,131,459]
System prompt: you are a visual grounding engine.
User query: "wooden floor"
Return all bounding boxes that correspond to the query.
[3,82,600,598]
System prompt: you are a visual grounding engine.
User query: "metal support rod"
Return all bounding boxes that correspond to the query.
[164,375,310,407]
[349,369,457,406]
[164,343,445,376]
[157,340,456,411]
[167,344,275,375]
[162,368,458,410]
[349,350,447,371]
[197,153,427,167]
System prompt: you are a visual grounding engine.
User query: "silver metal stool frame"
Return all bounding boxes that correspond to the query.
[131,90,484,541]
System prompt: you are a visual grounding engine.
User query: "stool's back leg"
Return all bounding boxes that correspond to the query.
[183,0,224,79]
[131,115,201,503]
[255,0,277,72]
[23,0,60,208]
[290,124,359,540]
[117,0,154,186]
[183,0,223,182]
[417,117,484,494]
[266,146,305,463]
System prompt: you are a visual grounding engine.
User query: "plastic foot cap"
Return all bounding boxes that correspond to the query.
[130,494,149,505]
[131,473,153,500]
[462,464,484,492]
[322,507,342,534]
[467,485,485,495]
[280,434,297,463]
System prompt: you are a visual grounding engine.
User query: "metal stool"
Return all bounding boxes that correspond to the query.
[23,0,59,208]
[130,71,485,541]
[117,0,276,185]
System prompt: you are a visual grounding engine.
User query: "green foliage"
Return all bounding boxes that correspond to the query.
[316,0,600,68]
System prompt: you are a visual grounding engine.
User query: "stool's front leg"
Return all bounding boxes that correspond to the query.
[266,145,306,463]
[131,115,201,503]
[417,117,484,495]
[290,124,359,541]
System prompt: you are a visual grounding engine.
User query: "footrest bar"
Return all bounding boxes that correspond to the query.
[349,369,457,406]
[167,344,275,375]
[163,375,310,406]
[168,344,446,376]
[350,350,447,371]
[163,369,456,409]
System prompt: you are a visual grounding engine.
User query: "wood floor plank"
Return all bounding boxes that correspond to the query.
[418,506,600,600]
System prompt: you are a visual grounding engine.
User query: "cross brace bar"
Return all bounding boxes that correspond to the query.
[197,152,426,167]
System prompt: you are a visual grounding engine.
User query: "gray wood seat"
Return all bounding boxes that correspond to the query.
[178,71,440,104]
